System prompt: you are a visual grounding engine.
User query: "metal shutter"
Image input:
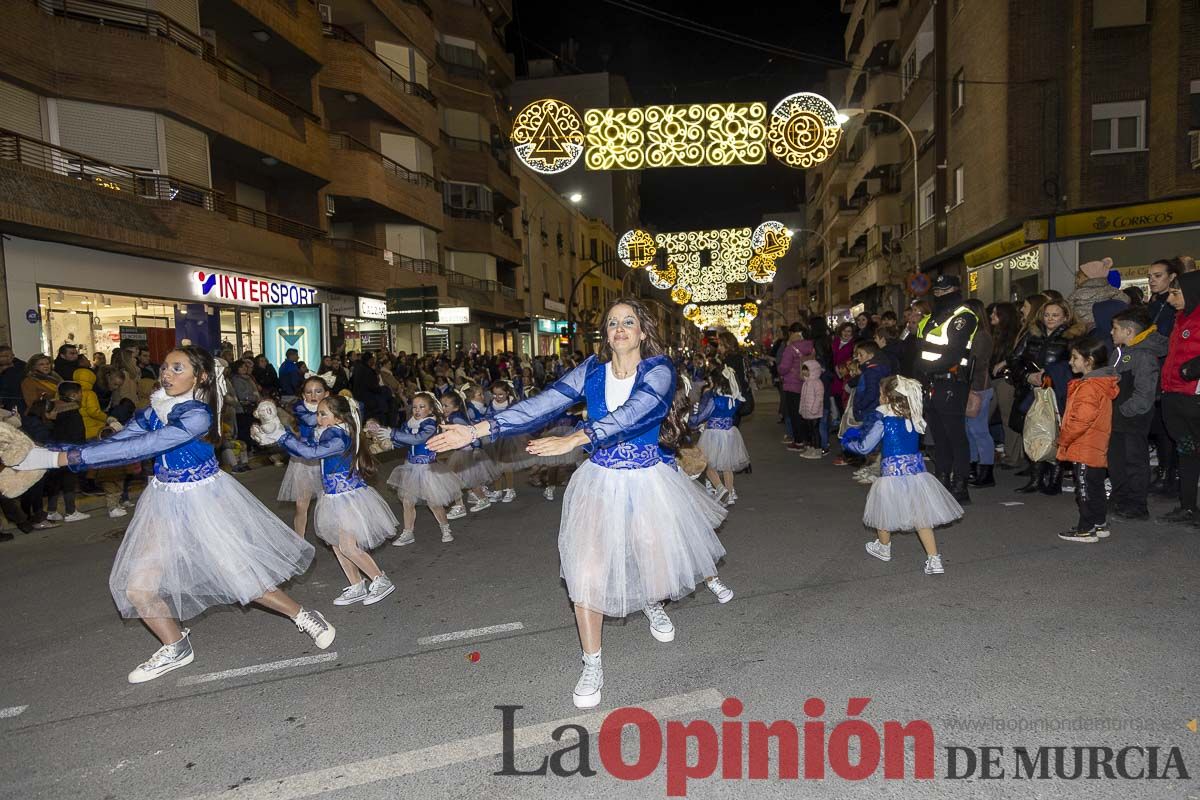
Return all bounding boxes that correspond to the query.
[162,116,210,187]
[55,100,160,170]
[153,0,200,33]
[0,79,43,140]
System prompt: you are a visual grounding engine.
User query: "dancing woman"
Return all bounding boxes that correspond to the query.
[429,299,726,708]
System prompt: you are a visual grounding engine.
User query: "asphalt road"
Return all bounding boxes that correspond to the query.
[1,396,1197,799]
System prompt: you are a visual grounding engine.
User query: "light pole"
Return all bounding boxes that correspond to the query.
[835,107,921,275]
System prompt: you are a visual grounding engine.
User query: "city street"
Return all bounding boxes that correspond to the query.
[1,397,1197,799]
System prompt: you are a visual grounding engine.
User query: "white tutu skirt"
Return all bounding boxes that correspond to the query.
[537,425,585,467]
[863,473,964,531]
[448,446,500,488]
[277,457,322,503]
[559,460,727,617]
[313,486,399,550]
[109,472,314,621]
[699,428,751,472]
[490,434,536,471]
[387,460,463,507]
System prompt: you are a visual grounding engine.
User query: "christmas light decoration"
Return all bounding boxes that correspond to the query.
[670,286,692,305]
[648,261,678,290]
[766,92,843,169]
[617,228,658,269]
[510,99,585,174]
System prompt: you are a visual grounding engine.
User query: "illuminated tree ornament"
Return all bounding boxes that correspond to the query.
[670,286,692,305]
[766,92,843,169]
[617,229,657,269]
[511,99,585,174]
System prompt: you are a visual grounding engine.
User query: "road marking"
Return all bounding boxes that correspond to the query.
[180,687,724,800]
[176,653,339,686]
[0,705,28,718]
[1000,501,1024,506]
[417,622,524,645]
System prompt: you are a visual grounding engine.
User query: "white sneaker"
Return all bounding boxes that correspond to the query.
[866,539,892,561]
[486,489,503,502]
[441,524,454,543]
[1094,524,1111,539]
[924,554,945,575]
[706,577,734,604]
[46,512,63,522]
[363,574,395,605]
[852,467,870,479]
[469,498,491,512]
[857,474,878,485]
[543,486,555,501]
[573,651,603,709]
[128,630,193,684]
[120,499,136,509]
[800,448,823,460]
[333,580,368,605]
[446,504,467,520]
[63,511,90,522]
[107,507,128,518]
[728,488,738,503]
[712,486,729,505]
[294,608,336,649]
[643,602,675,642]
[501,488,516,503]
[393,529,415,546]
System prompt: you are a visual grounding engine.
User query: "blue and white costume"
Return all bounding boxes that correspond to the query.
[489,355,727,617]
[536,411,586,467]
[276,398,324,503]
[276,425,398,550]
[447,406,500,488]
[842,410,963,531]
[487,397,536,471]
[63,391,313,620]
[385,417,464,508]
[693,392,751,472]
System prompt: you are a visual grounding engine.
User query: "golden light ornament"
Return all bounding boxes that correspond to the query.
[746,254,777,284]
[742,302,759,318]
[683,303,701,322]
[584,102,767,171]
[670,286,692,305]
[648,261,677,290]
[766,92,843,169]
[510,99,585,174]
[617,228,657,269]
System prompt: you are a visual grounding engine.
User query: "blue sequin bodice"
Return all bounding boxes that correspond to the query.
[584,359,661,469]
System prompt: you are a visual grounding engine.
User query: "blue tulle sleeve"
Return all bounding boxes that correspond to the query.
[67,405,211,471]
[841,418,885,456]
[489,359,589,439]
[582,358,675,450]
[389,418,438,447]
[277,427,350,461]
[692,393,716,426]
[291,399,317,429]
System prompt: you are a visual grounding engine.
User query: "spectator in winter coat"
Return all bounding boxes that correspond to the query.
[1068,257,1126,327]
[1155,270,1200,524]
[798,359,825,451]
[831,322,856,406]
[851,340,892,423]
[1108,307,1168,520]
[0,346,27,411]
[778,322,815,450]
[72,367,109,440]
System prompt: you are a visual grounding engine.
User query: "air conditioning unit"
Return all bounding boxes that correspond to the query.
[325,195,336,216]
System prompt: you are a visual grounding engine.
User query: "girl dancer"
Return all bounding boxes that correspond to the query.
[12,347,334,683]
[428,299,727,709]
[841,375,962,575]
[485,380,530,503]
[257,394,399,605]
[694,364,750,506]
[441,388,496,516]
[371,392,462,545]
[277,376,329,538]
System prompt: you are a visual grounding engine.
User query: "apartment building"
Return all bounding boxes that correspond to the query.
[0,0,522,361]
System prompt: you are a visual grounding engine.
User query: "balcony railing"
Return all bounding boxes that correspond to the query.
[34,0,319,123]
[0,127,325,240]
[436,44,487,80]
[326,238,444,274]
[439,132,514,175]
[328,132,440,190]
[323,25,437,106]
[448,271,499,292]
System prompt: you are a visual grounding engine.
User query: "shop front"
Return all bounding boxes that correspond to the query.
[535,317,567,356]
[2,236,325,367]
[966,244,1045,306]
[327,292,390,355]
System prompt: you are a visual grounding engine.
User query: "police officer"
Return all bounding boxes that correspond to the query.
[916,275,979,503]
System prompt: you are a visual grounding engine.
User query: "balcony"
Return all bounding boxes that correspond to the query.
[317,237,445,293]
[446,269,523,316]
[368,0,437,59]
[823,197,859,236]
[848,193,903,243]
[848,248,897,296]
[441,205,522,264]
[212,0,326,63]
[847,128,904,190]
[321,25,439,144]
[854,1,900,69]
[13,0,329,179]
[435,0,515,84]
[438,133,518,203]
[327,132,444,229]
[861,72,901,112]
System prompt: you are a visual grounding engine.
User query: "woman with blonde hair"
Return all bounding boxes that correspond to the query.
[21,354,62,409]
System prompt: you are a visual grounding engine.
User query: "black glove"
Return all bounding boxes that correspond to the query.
[1181,355,1200,382]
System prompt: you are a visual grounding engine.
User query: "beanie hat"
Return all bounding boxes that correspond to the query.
[1079,257,1114,280]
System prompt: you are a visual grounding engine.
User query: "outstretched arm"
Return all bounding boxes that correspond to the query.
[840,418,885,456]
[385,418,438,447]
[488,360,589,439]
[65,405,211,471]
[276,427,351,461]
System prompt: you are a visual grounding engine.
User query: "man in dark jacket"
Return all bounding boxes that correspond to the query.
[851,340,893,422]
[53,344,80,382]
[1108,307,1168,520]
[0,346,26,412]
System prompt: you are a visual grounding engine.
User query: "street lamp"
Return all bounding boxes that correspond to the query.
[836,107,921,275]
[568,192,583,204]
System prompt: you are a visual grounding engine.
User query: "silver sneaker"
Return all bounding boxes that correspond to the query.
[441,524,454,543]
[866,539,892,561]
[128,629,194,684]
[333,580,368,605]
[501,488,516,503]
[573,652,603,709]
[643,602,675,642]
[543,486,555,501]
[469,498,491,512]
[446,504,467,520]
[363,574,395,605]
[294,609,336,649]
[486,489,503,502]
[924,554,945,575]
[706,577,734,604]
[393,529,415,547]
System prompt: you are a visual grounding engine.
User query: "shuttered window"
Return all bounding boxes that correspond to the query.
[55,100,159,170]
[153,0,200,33]
[0,79,43,140]
[162,116,210,187]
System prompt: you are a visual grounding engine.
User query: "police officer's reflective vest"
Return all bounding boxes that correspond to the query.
[918,305,978,371]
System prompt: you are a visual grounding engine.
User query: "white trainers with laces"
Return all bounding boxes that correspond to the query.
[120,499,136,509]
[363,574,395,605]
[924,554,945,575]
[333,580,368,605]
[573,651,603,709]
[486,489,503,502]
[501,488,516,503]
[712,486,729,505]
[543,486,555,501]
[46,512,63,522]
[441,524,454,543]
[865,539,892,561]
[108,507,128,519]
[128,629,194,684]
[706,577,734,604]
[294,609,336,649]
[393,529,415,547]
[643,602,675,642]
[64,511,90,522]
[469,497,491,512]
[446,504,467,520]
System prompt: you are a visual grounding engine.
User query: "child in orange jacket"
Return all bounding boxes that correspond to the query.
[1056,336,1120,543]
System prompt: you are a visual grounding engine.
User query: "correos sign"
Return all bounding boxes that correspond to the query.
[193,270,318,307]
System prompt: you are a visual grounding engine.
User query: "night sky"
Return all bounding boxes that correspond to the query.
[508,0,848,230]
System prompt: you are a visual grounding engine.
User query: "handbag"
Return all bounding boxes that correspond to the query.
[965,390,984,418]
[1022,386,1060,463]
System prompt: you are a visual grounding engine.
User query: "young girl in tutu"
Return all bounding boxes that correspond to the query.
[694,363,750,506]
[12,346,335,683]
[371,392,462,545]
[428,299,728,709]
[257,394,398,606]
[485,380,530,503]
[276,376,328,538]
[442,388,496,516]
[840,375,962,575]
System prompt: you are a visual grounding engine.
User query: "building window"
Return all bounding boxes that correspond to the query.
[952,166,965,207]
[443,181,493,212]
[589,238,598,261]
[918,177,935,225]
[951,69,965,113]
[1091,100,1146,154]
